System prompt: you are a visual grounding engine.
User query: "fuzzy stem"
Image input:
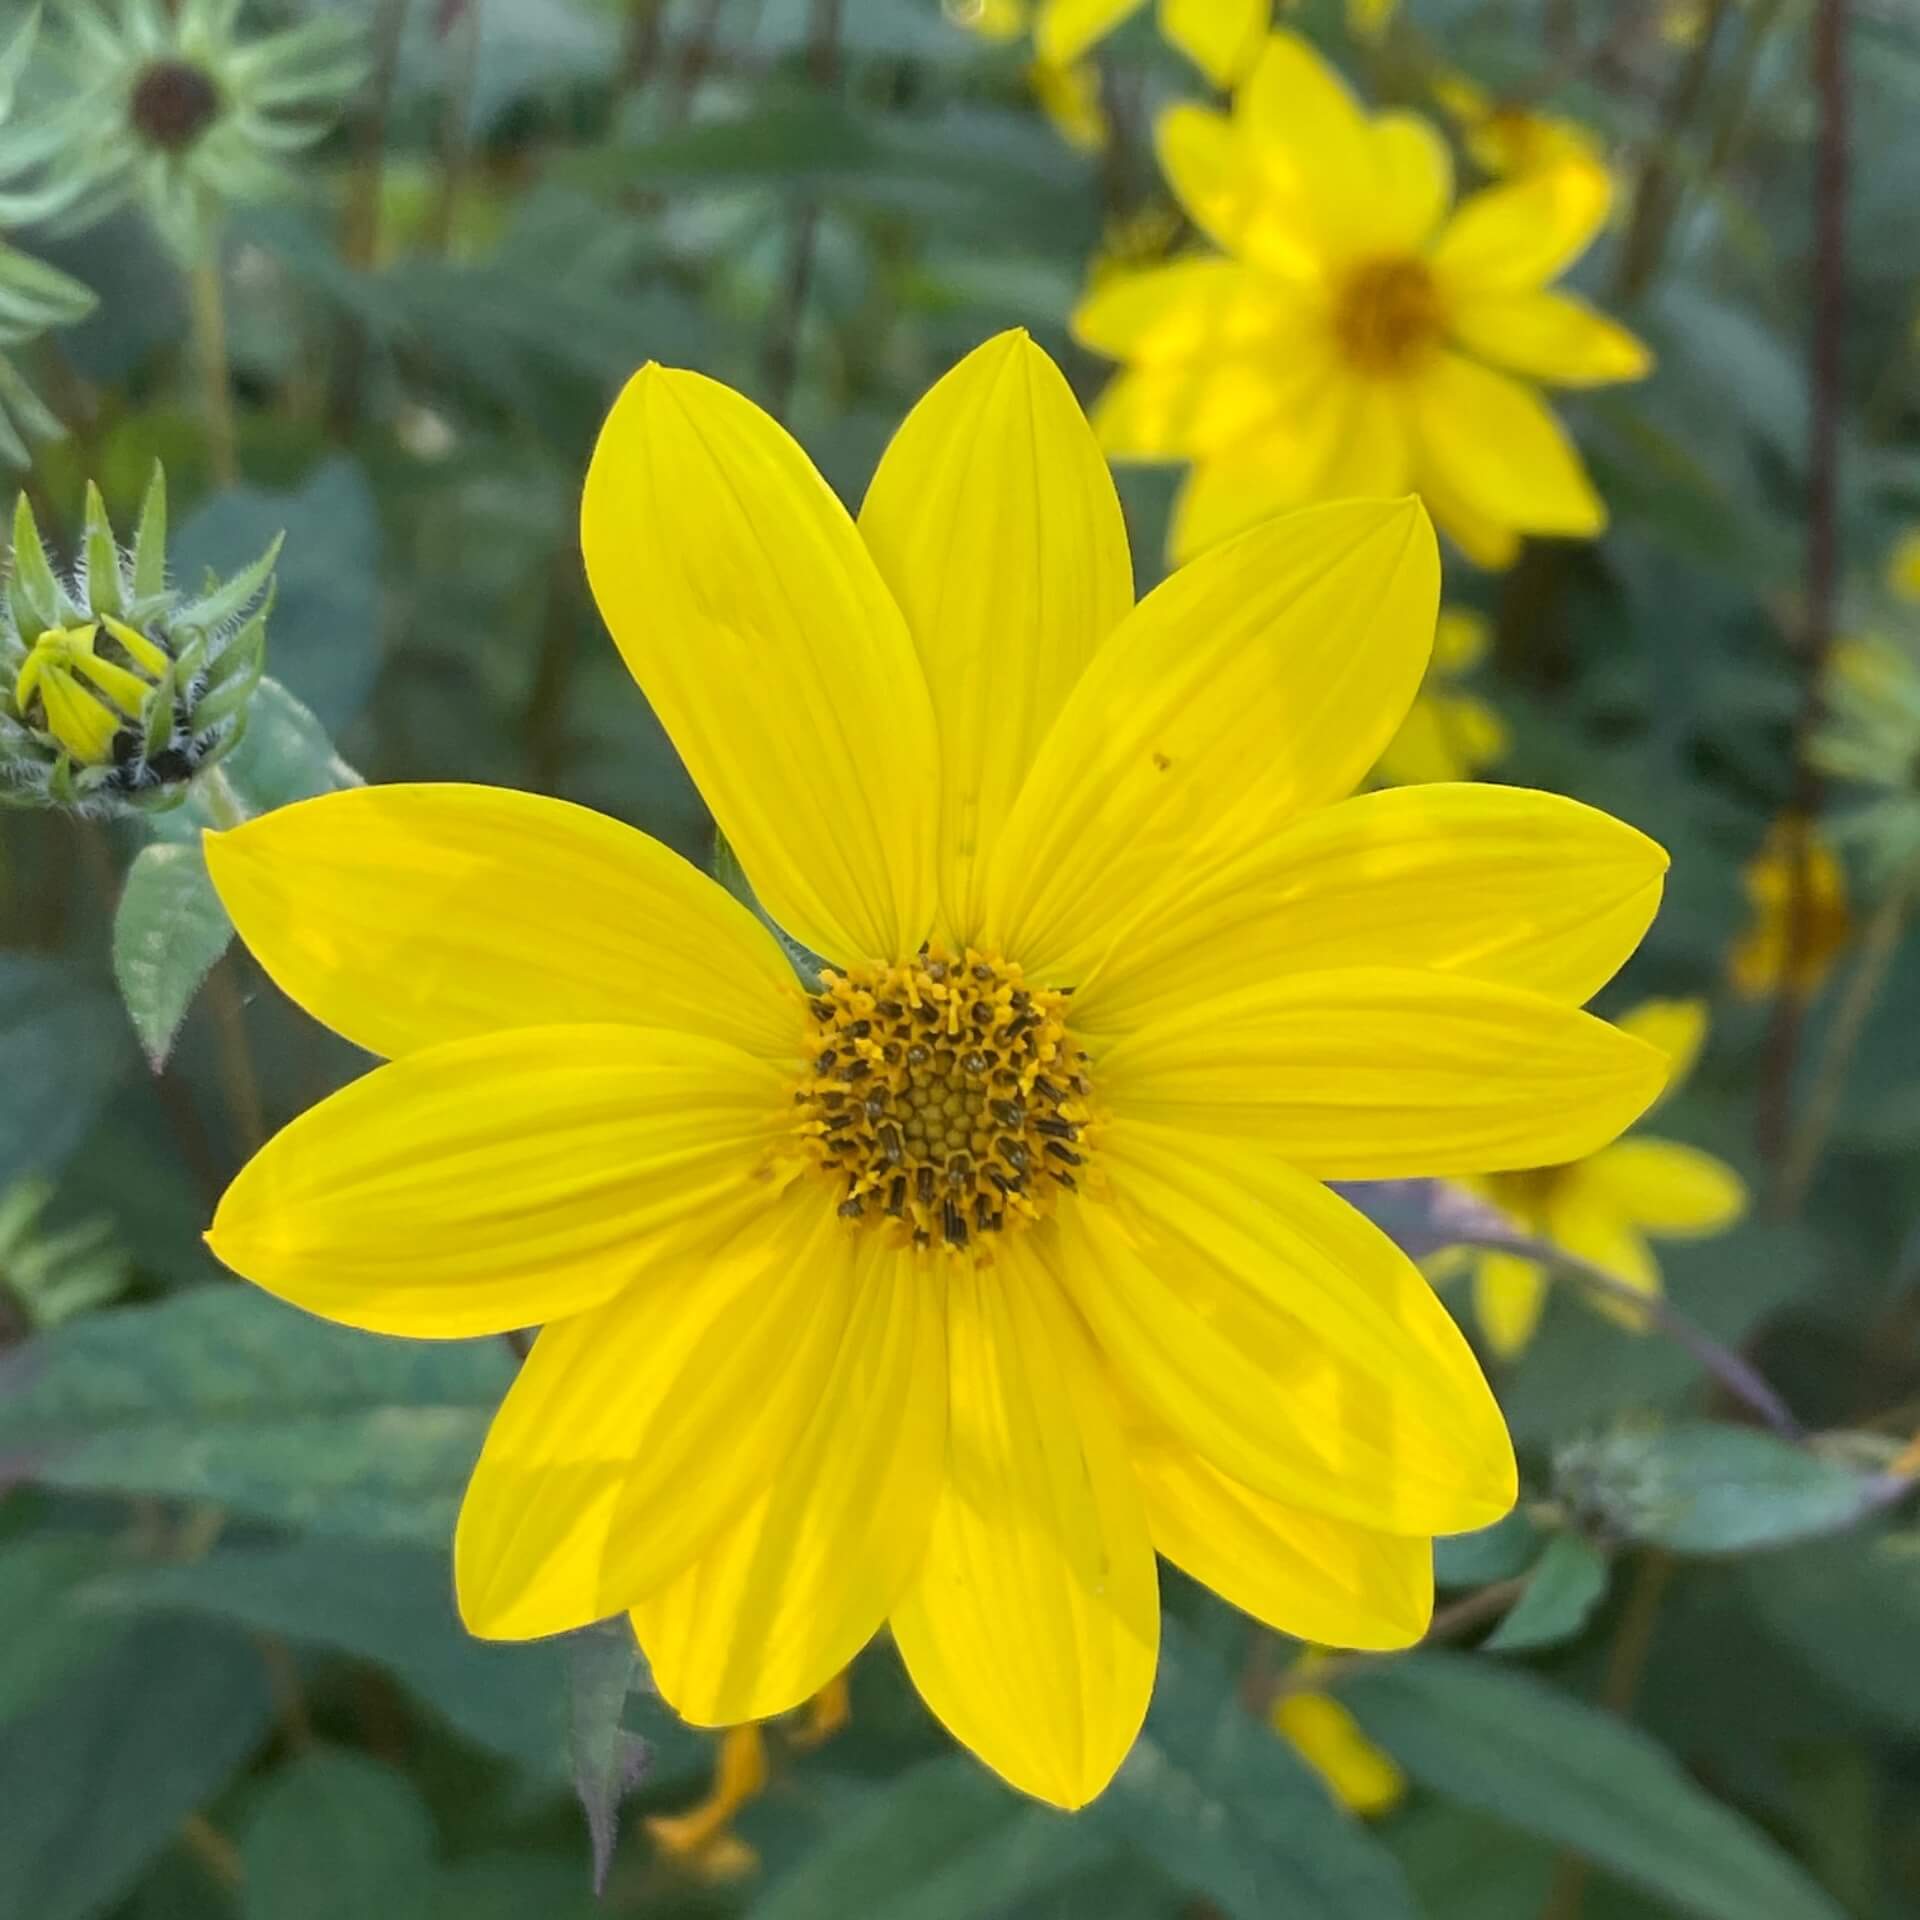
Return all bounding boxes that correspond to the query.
[189,249,237,488]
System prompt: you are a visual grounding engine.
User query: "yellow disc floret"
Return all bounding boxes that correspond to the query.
[1333,258,1446,377]
[795,947,1094,1253]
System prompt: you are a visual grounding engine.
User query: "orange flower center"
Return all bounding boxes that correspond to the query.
[795,947,1093,1253]
[1333,257,1445,376]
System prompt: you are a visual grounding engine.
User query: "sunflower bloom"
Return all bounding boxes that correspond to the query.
[1270,1650,1404,1815]
[1431,71,1606,182]
[1467,1000,1746,1358]
[205,331,1668,1808]
[1372,608,1509,787]
[1074,31,1651,567]
[1728,819,1851,1002]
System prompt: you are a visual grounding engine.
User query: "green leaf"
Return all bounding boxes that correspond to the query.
[0,1534,121,1720]
[0,1288,513,1544]
[1095,1618,1420,1920]
[217,675,361,812]
[752,1754,1111,1920]
[0,955,128,1189]
[89,1540,568,1780]
[1556,1422,1880,1555]
[239,1749,437,1920]
[0,1619,273,1920]
[1339,1653,1847,1920]
[566,1620,648,1890]
[1484,1534,1610,1654]
[1434,1507,1546,1589]
[111,840,235,1069]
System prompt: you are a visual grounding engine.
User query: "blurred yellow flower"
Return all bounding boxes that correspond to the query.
[1372,608,1510,786]
[1431,71,1605,181]
[1887,528,1920,602]
[946,0,1267,86]
[1467,1000,1746,1359]
[1074,31,1651,567]
[1030,55,1109,150]
[1271,1651,1405,1814]
[1728,819,1851,1001]
[205,331,1668,1808]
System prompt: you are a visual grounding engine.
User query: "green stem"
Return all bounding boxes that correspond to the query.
[189,248,237,488]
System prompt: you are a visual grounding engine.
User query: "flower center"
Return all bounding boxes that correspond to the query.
[129,59,223,154]
[795,948,1093,1253]
[1332,257,1445,376]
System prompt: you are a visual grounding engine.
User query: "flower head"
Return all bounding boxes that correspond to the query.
[0,0,365,257]
[1727,817,1852,1000]
[204,331,1668,1807]
[1372,607,1509,786]
[1466,999,1746,1358]
[1074,31,1651,567]
[1,468,275,816]
[1431,70,1606,182]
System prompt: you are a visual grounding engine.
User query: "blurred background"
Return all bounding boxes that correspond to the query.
[4,0,1920,1915]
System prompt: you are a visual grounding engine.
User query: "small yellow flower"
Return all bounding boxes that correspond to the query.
[1271,1652,1404,1815]
[1431,71,1606,181]
[948,0,1269,87]
[1887,528,1920,603]
[1728,819,1851,1002]
[1075,31,1651,568]
[13,618,170,768]
[1467,1000,1747,1359]
[1372,608,1509,787]
[204,331,1668,1808]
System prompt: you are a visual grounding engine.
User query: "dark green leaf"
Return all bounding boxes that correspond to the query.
[1340,1653,1846,1920]
[1434,1507,1546,1589]
[0,1288,512,1543]
[0,1619,272,1920]
[111,840,234,1069]
[1485,1535,1610,1654]
[0,956,128,1189]
[238,1749,436,1920]
[567,1619,648,1890]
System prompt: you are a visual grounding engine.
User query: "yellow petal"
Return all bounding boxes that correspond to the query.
[1030,57,1108,152]
[1411,352,1605,541]
[581,364,938,967]
[632,1234,947,1723]
[1090,357,1296,460]
[1617,995,1706,1095]
[890,1255,1157,1809]
[204,784,802,1063]
[1545,1178,1662,1323]
[1036,0,1144,65]
[1159,0,1266,86]
[1449,288,1652,388]
[1098,966,1669,1176]
[859,332,1132,946]
[1154,102,1320,277]
[209,1025,792,1338]
[1273,1689,1407,1815]
[456,1185,864,1639]
[37,670,120,764]
[1580,1137,1748,1236]
[1367,112,1455,254]
[1072,784,1667,1041]
[1473,1250,1549,1358]
[1430,158,1613,294]
[1431,607,1490,673]
[1410,454,1524,570]
[1073,256,1284,364]
[983,498,1438,982]
[1069,1121,1516,1535]
[1134,1440,1433,1647]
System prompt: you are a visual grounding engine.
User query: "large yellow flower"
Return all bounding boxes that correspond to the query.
[1074,31,1651,567]
[203,331,1668,1808]
[1467,1000,1746,1358]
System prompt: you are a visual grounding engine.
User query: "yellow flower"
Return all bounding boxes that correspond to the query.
[1467,1000,1746,1359]
[1431,71,1606,182]
[948,0,1268,87]
[1372,608,1509,787]
[1728,819,1851,1001]
[203,331,1669,1808]
[1270,1652,1404,1815]
[1074,31,1652,568]
[1887,528,1920,603]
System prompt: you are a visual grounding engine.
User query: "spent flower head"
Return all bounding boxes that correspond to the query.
[0,0,366,259]
[1074,31,1650,567]
[1,466,277,816]
[202,331,1669,1806]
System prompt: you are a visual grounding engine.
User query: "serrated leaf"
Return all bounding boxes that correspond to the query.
[111,839,234,1069]
[0,1287,512,1544]
[752,1754,1111,1920]
[567,1620,649,1892]
[0,1618,273,1920]
[1096,1617,1420,1920]
[1339,1653,1847,1920]
[1484,1534,1609,1654]
[238,1749,436,1920]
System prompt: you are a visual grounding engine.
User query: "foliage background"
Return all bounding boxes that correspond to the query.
[4,0,1920,1915]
